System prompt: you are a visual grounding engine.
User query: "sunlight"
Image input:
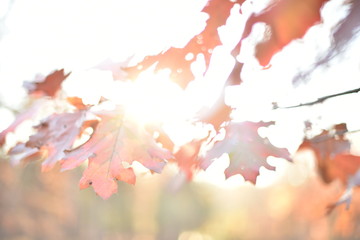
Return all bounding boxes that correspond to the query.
[105,70,188,125]
[62,69,114,105]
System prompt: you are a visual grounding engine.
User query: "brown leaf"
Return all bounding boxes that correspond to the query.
[23,69,71,97]
[297,123,360,184]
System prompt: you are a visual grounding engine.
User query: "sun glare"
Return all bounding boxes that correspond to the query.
[0,0,327,190]
[106,70,188,125]
[56,0,295,189]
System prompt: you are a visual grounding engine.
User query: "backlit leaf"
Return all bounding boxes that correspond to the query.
[202,121,291,183]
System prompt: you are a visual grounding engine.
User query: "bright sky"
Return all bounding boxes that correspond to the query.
[1,0,360,188]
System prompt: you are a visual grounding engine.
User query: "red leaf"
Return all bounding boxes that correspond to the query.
[201,121,291,183]
[297,123,360,184]
[23,69,71,97]
[297,123,360,210]
[235,0,328,66]
[174,138,206,180]
[62,108,172,199]
[125,0,244,88]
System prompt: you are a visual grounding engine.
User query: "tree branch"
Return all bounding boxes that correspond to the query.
[273,87,360,109]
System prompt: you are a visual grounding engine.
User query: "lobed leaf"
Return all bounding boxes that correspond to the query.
[23,69,71,97]
[297,123,360,184]
[62,108,172,199]
[9,110,88,171]
[201,121,291,183]
[125,0,244,88]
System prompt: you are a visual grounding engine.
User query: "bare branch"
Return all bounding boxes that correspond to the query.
[273,87,360,109]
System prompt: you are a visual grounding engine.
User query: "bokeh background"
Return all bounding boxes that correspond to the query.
[2,157,360,240]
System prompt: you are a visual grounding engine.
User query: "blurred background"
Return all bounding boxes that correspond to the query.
[2,157,360,240]
[1,0,360,239]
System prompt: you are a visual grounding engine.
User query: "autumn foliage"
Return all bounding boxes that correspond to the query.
[1,0,360,212]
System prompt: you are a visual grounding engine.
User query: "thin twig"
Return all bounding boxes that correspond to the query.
[347,129,360,134]
[273,87,360,109]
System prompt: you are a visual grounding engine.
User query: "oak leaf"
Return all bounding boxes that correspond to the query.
[297,123,360,209]
[201,121,291,183]
[297,123,360,184]
[125,0,244,88]
[8,142,45,166]
[10,111,88,171]
[79,161,136,199]
[234,0,328,66]
[61,108,172,199]
[23,69,71,97]
[0,99,46,147]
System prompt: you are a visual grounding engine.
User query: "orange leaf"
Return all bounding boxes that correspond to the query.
[297,123,360,184]
[125,0,244,88]
[236,0,328,66]
[23,69,71,97]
